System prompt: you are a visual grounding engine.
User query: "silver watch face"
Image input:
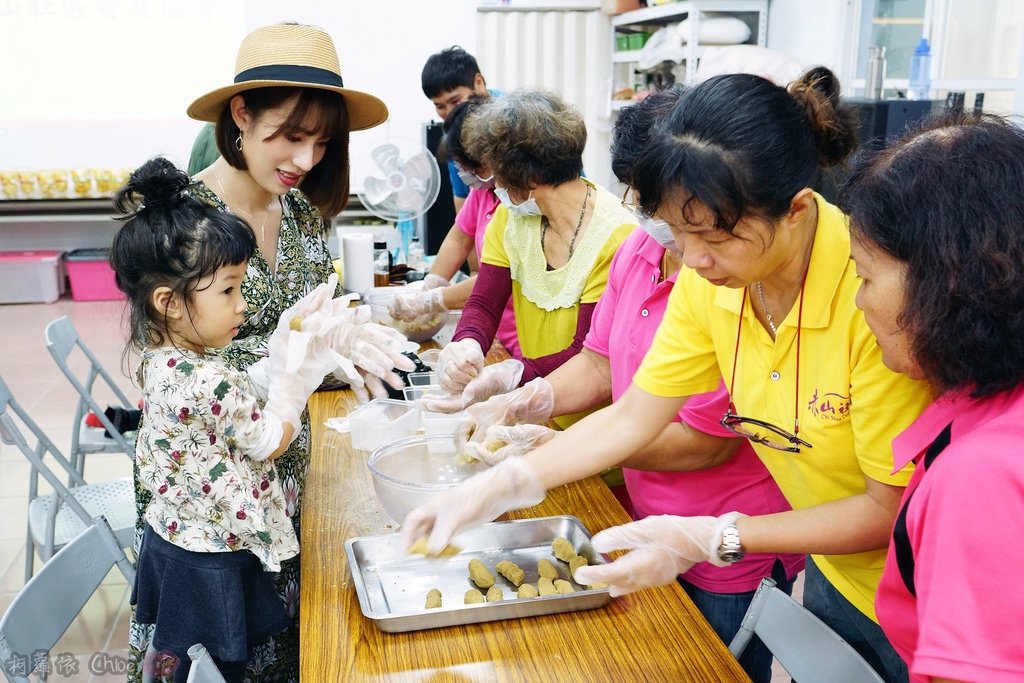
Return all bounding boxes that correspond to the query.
[718,524,744,563]
[718,548,745,563]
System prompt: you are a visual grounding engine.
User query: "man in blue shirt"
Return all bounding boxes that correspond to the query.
[422,46,499,215]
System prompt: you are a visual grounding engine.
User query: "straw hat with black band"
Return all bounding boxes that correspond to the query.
[187,24,388,131]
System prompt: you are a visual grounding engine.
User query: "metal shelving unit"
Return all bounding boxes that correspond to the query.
[611,0,768,100]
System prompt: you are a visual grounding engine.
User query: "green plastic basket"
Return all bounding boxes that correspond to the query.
[627,32,651,50]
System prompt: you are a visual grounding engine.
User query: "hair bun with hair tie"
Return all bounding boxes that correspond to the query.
[140,191,184,211]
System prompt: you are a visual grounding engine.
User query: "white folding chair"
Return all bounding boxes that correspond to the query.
[728,577,885,683]
[185,644,228,683]
[0,517,135,683]
[44,315,136,474]
[0,374,136,583]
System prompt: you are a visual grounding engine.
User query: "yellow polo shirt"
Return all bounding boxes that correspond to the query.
[633,194,932,621]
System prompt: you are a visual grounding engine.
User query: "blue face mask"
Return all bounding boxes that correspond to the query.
[495,187,543,217]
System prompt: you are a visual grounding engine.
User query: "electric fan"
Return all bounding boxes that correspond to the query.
[355,138,441,222]
[355,138,441,266]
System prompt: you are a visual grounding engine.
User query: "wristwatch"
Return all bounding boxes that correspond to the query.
[717,523,745,564]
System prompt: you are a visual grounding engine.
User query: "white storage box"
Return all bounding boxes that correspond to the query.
[0,250,63,304]
[348,399,419,451]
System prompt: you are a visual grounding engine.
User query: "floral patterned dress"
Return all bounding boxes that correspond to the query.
[135,347,299,570]
[128,182,336,683]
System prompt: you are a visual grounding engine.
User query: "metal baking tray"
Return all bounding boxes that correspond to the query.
[345,515,611,633]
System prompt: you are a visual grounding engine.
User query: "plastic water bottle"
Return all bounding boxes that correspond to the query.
[407,238,426,271]
[907,38,932,101]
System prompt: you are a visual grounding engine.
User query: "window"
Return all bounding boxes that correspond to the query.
[855,0,1022,113]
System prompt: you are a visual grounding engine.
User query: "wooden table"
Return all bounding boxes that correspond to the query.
[300,345,750,682]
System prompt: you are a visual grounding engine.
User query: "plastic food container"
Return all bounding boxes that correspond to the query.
[407,371,438,387]
[402,384,441,403]
[367,434,488,523]
[363,286,447,343]
[417,348,441,370]
[348,399,419,451]
[421,410,466,437]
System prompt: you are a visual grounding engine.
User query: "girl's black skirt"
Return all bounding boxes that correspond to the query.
[131,524,289,663]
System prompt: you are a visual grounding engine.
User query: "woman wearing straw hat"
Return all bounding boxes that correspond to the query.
[127,23,398,683]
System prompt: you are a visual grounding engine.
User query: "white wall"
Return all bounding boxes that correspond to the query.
[766,0,855,87]
[0,0,480,173]
[1,0,859,183]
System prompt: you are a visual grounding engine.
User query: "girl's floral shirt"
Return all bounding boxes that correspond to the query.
[136,347,299,572]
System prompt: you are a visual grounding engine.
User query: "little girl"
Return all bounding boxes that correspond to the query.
[111,157,364,682]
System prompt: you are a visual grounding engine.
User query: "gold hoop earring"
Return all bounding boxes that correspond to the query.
[235,134,243,151]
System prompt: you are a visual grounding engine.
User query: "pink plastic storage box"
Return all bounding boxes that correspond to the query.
[0,250,64,304]
[65,248,124,301]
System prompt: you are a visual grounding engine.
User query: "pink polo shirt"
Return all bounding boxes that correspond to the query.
[877,383,1024,683]
[455,188,520,359]
[583,228,803,593]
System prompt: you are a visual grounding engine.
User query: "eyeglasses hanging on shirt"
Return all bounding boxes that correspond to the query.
[720,279,813,453]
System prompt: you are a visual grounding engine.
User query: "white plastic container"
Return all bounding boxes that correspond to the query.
[348,399,419,451]
[417,348,441,370]
[407,371,438,387]
[0,250,64,304]
[421,410,466,437]
[402,384,441,403]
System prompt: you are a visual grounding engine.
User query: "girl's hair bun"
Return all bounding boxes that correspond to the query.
[113,156,190,215]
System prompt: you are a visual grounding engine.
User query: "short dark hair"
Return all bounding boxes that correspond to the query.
[436,96,486,169]
[610,86,687,186]
[111,156,256,352]
[463,88,585,191]
[422,46,482,100]
[216,86,351,218]
[633,67,859,234]
[840,113,1024,398]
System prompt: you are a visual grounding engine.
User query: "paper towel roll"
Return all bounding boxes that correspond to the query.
[341,233,374,294]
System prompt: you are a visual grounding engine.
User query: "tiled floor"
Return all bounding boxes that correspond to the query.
[1,295,799,682]
[0,296,137,683]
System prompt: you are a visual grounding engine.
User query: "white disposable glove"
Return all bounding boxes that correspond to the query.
[388,287,448,322]
[454,378,555,454]
[422,273,451,290]
[437,338,485,393]
[416,359,524,413]
[321,303,416,387]
[263,278,347,429]
[350,366,404,405]
[461,424,557,465]
[573,512,744,597]
[401,456,547,555]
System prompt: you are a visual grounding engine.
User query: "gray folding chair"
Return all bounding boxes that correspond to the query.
[0,517,135,683]
[44,315,136,474]
[185,644,228,683]
[0,374,136,582]
[728,577,885,683]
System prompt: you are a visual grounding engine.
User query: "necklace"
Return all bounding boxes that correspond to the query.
[756,281,777,336]
[541,183,591,261]
[212,166,275,241]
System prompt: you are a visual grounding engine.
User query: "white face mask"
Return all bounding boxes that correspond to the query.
[457,168,496,191]
[495,187,543,217]
[639,215,680,252]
